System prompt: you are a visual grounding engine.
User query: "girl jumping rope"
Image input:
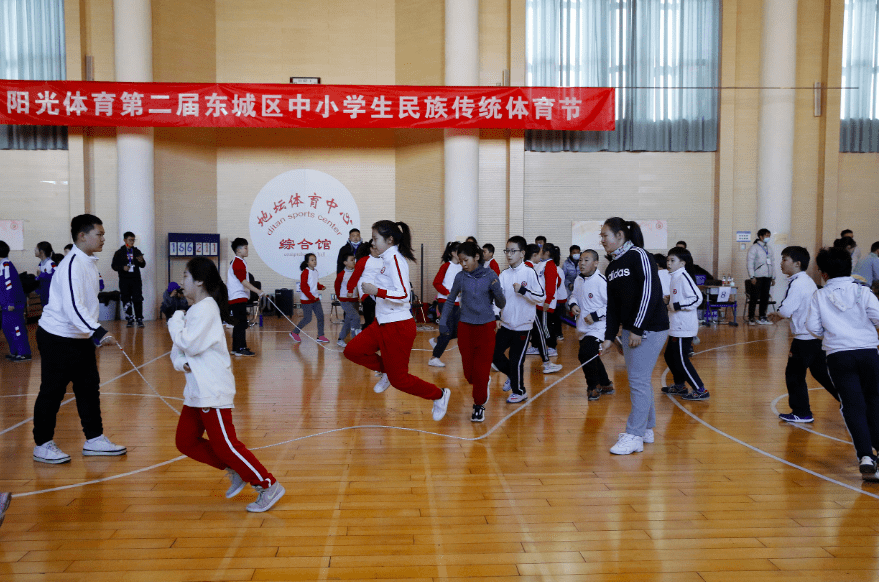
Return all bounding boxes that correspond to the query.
[344,221,452,421]
[169,257,285,512]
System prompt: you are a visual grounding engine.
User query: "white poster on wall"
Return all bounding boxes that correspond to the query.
[0,220,24,251]
[249,169,361,280]
[572,219,668,252]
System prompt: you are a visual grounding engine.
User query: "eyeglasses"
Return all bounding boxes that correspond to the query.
[503,249,521,255]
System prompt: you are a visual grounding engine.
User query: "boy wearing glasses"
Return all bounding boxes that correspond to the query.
[493,236,545,403]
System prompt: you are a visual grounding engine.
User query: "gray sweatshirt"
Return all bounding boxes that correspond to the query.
[439,266,506,333]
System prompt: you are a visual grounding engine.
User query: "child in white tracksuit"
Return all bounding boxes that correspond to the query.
[170,257,285,512]
[805,247,879,481]
[662,247,708,400]
[568,249,613,401]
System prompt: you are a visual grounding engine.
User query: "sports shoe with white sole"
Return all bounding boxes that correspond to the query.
[225,468,247,498]
[428,357,445,367]
[432,388,451,421]
[289,332,301,342]
[644,429,655,444]
[337,339,347,348]
[525,347,539,356]
[374,373,391,393]
[502,378,511,392]
[778,412,813,423]
[316,336,329,343]
[246,481,285,512]
[600,383,615,395]
[860,457,879,482]
[610,433,644,455]
[471,404,485,422]
[506,392,527,404]
[429,337,438,348]
[546,348,558,357]
[681,389,710,401]
[33,440,71,464]
[82,435,127,457]
[543,362,562,374]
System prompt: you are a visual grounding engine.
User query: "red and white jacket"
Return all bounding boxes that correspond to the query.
[334,268,357,302]
[433,261,462,304]
[227,256,249,304]
[373,246,413,324]
[348,255,383,301]
[299,267,324,305]
[487,258,501,276]
[535,259,560,312]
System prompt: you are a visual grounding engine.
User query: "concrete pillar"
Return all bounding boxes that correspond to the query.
[444,0,480,243]
[114,0,156,319]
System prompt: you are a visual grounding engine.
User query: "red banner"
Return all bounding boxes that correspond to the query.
[0,81,614,131]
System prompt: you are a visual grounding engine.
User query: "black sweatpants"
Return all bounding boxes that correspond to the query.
[230,301,248,351]
[578,335,610,389]
[119,277,143,321]
[785,338,839,416]
[361,297,376,328]
[530,312,551,362]
[493,327,531,396]
[433,303,460,358]
[748,277,772,319]
[826,349,879,461]
[33,327,103,445]
[664,336,704,390]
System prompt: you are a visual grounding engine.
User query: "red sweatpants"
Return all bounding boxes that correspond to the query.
[344,318,443,401]
[175,406,274,489]
[458,321,497,405]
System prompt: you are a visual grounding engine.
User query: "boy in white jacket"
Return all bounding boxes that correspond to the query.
[170,257,285,512]
[806,247,879,481]
[661,247,708,400]
[568,250,613,401]
[767,246,838,423]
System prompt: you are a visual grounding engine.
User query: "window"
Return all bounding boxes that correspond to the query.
[0,0,68,150]
[526,0,720,152]
[840,0,879,152]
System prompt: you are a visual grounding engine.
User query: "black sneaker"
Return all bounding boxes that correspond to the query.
[587,387,601,401]
[136,319,145,328]
[599,383,615,395]
[236,348,256,357]
[859,456,879,482]
[471,404,485,423]
[681,389,710,401]
[126,320,134,328]
[13,354,32,362]
[661,383,687,395]
[4,354,15,361]
[778,412,814,423]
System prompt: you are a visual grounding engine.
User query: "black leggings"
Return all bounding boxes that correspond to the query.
[827,349,879,461]
[748,277,772,319]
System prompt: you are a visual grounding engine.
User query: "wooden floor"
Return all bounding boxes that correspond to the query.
[2,313,879,581]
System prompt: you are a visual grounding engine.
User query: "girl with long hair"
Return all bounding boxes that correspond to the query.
[170,257,285,512]
[289,253,328,343]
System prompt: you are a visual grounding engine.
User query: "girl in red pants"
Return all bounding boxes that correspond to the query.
[438,242,506,422]
[169,257,285,512]
[344,220,452,421]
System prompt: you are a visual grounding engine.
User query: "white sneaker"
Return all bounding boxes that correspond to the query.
[82,435,127,457]
[246,481,285,513]
[428,357,445,367]
[506,392,527,404]
[644,429,655,444]
[374,373,391,393]
[610,433,644,455]
[432,388,451,421]
[336,339,347,348]
[547,347,558,357]
[543,362,563,374]
[33,440,71,464]
[757,318,773,325]
[525,347,539,356]
[225,468,247,498]
[502,378,511,392]
[429,337,438,348]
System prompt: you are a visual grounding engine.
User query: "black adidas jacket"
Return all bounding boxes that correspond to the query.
[604,246,669,340]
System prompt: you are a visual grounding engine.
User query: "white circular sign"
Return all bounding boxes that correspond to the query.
[249,170,361,280]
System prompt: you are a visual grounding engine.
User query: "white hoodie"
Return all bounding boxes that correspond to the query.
[498,262,544,331]
[776,271,819,340]
[568,270,607,341]
[169,296,236,409]
[668,268,703,338]
[805,277,879,355]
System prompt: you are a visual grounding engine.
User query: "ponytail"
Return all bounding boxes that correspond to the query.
[373,220,416,262]
[604,217,644,248]
[300,253,315,271]
[440,241,460,263]
[185,257,233,324]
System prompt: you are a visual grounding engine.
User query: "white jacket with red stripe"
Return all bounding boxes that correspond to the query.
[374,246,413,324]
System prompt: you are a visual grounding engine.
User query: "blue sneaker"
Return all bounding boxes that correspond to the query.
[778,413,813,423]
[681,389,710,401]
